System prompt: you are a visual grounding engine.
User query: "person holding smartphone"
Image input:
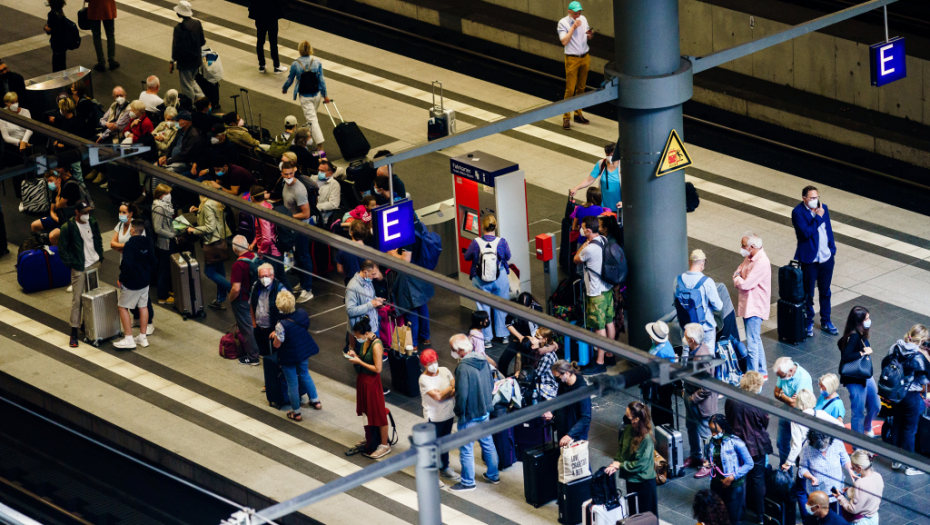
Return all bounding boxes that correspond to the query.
[557,1,594,130]
[791,185,838,338]
[704,414,754,525]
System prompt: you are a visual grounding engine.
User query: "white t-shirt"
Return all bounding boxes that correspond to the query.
[579,236,608,296]
[557,14,590,56]
[419,367,455,422]
[76,220,99,268]
[138,92,164,113]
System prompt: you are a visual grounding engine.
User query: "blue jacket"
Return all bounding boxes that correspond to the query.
[706,434,754,480]
[277,310,320,366]
[791,202,836,264]
[282,56,327,100]
[118,235,156,291]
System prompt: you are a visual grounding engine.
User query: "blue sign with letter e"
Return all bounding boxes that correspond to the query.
[373,199,415,252]
[870,37,906,87]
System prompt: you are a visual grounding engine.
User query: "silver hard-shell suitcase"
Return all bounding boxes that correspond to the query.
[81,269,121,346]
[170,251,204,320]
[655,423,684,478]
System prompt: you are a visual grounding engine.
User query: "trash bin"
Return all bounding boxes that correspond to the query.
[24,66,93,119]
[417,199,456,277]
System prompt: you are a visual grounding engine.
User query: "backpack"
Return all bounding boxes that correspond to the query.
[878,346,909,403]
[271,203,297,253]
[237,252,263,286]
[478,237,501,282]
[297,58,321,96]
[674,275,709,326]
[413,221,442,271]
[64,178,94,209]
[584,237,627,286]
[237,208,256,244]
[64,17,82,50]
[590,466,621,509]
[267,133,295,159]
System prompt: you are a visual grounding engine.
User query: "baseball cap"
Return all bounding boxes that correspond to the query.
[568,1,583,12]
[284,115,298,129]
[75,200,94,213]
[177,110,192,121]
[645,320,669,344]
[689,249,707,263]
[210,122,226,135]
[419,349,437,367]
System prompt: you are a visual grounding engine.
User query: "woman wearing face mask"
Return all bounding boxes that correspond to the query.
[497,292,542,376]
[52,97,86,182]
[836,450,884,525]
[724,371,772,524]
[704,414,754,525]
[887,324,930,475]
[151,184,177,305]
[417,349,459,481]
[187,181,233,310]
[111,202,155,333]
[1,92,33,154]
[152,107,179,155]
[815,373,846,424]
[346,316,392,459]
[605,401,657,518]
[531,328,560,401]
[838,306,880,436]
[123,100,153,144]
[543,360,591,447]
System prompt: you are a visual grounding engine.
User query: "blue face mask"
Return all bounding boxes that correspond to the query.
[317,172,327,181]
[215,170,225,177]
[118,214,128,223]
[47,181,56,191]
[362,276,372,283]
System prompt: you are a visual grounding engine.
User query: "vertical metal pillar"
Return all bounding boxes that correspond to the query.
[412,423,442,525]
[613,0,689,350]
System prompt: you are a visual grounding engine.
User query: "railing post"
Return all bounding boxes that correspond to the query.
[412,423,442,525]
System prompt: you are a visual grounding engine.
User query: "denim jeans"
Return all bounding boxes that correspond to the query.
[684,395,711,461]
[744,316,767,375]
[458,414,499,487]
[204,261,231,303]
[846,378,880,434]
[407,303,430,344]
[712,481,745,525]
[293,234,313,290]
[801,256,834,326]
[777,417,792,465]
[281,359,319,414]
[472,271,510,340]
[232,299,259,360]
[891,390,923,453]
[430,418,455,470]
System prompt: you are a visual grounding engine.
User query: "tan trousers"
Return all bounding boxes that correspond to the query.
[563,53,591,119]
[70,261,101,328]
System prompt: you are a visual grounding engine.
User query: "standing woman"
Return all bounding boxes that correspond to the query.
[836,450,884,525]
[270,290,322,421]
[544,360,591,447]
[705,413,754,525]
[45,0,70,72]
[151,184,176,305]
[463,215,512,345]
[346,316,392,459]
[111,203,155,334]
[569,142,621,212]
[249,0,286,74]
[87,0,119,72]
[838,306,879,435]
[605,401,657,518]
[888,324,930,475]
[725,371,772,524]
[187,181,232,310]
[282,41,330,151]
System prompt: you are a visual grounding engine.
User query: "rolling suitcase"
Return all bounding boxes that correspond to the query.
[490,405,517,470]
[777,299,805,344]
[387,349,420,397]
[171,251,204,320]
[778,260,805,303]
[523,440,559,507]
[310,240,334,275]
[262,352,309,408]
[81,269,121,346]
[558,475,592,525]
[763,497,786,525]
[324,102,370,161]
[232,88,271,143]
[654,423,683,478]
[514,416,554,460]
[427,81,456,142]
[619,512,658,525]
[17,246,71,293]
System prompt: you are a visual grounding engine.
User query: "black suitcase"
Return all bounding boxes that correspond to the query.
[490,405,517,470]
[523,441,559,507]
[777,299,806,344]
[263,353,309,408]
[558,193,578,275]
[514,416,553,460]
[558,475,592,525]
[324,102,370,161]
[387,349,420,397]
[778,260,805,303]
[346,160,376,195]
[763,497,785,525]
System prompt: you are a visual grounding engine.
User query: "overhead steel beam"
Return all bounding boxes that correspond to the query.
[691,0,898,73]
[370,81,618,168]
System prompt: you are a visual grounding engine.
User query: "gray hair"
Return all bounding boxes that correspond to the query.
[449,333,473,354]
[745,232,763,249]
[775,357,795,374]
[164,89,179,109]
[164,106,178,120]
[257,263,274,276]
[146,75,160,90]
[232,235,248,255]
[683,323,704,346]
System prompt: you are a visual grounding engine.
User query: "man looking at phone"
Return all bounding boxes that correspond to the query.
[345,260,383,353]
[792,185,838,338]
[558,1,593,130]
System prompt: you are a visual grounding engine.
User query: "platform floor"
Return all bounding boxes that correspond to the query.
[1,0,930,523]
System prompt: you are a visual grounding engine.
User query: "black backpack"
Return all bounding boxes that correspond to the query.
[878,346,909,403]
[271,203,297,253]
[585,236,627,286]
[62,17,82,50]
[297,59,321,96]
[685,181,700,212]
[590,467,621,509]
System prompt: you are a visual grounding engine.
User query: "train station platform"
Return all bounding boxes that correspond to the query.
[1,0,930,523]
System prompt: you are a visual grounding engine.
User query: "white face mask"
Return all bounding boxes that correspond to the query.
[210,137,220,145]
[9,103,18,111]
[739,248,750,257]
[427,363,438,374]
[115,96,126,105]
[863,319,872,329]
[162,194,172,203]
[78,213,90,223]
[450,350,460,360]
[238,118,245,127]
[285,177,296,186]
[807,198,819,209]
[129,111,137,119]
[260,276,272,287]
[805,505,816,515]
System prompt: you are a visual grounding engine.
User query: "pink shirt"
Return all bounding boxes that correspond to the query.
[733,248,771,320]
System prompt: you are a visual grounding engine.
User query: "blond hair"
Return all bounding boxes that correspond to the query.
[275,290,296,314]
[819,373,840,396]
[795,389,817,411]
[57,97,75,113]
[482,214,497,233]
[905,324,929,345]
[298,40,313,57]
[740,371,765,393]
[850,449,872,469]
[153,183,173,200]
[130,100,146,113]
[198,181,224,211]
[3,92,17,105]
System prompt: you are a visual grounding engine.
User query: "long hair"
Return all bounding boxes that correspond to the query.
[627,401,653,453]
[692,489,729,525]
[199,181,224,211]
[598,214,623,242]
[839,306,870,352]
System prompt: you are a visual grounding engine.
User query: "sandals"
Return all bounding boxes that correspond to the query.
[286,411,303,422]
[311,401,322,410]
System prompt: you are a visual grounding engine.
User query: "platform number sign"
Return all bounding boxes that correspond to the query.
[655,129,693,177]
[373,199,415,253]
[870,37,906,87]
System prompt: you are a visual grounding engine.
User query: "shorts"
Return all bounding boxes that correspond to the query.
[118,285,149,309]
[39,216,59,231]
[585,290,615,331]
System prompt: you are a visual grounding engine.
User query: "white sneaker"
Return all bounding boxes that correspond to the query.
[18,203,24,212]
[364,444,391,459]
[67,285,73,293]
[297,290,314,303]
[891,462,902,470]
[484,340,492,349]
[146,323,154,336]
[905,468,926,476]
[133,334,149,348]
[274,65,288,74]
[865,430,876,438]
[292,283,303,293]
[113,336,136,349]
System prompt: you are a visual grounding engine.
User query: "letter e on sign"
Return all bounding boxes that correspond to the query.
[870,37,906,87]
[373,199,415,253]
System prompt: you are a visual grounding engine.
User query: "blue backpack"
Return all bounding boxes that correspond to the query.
[674,275,708,327]
[413,221,442,271]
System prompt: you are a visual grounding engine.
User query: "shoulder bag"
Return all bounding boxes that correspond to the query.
[839,339,873,380]
[201,205,231,265]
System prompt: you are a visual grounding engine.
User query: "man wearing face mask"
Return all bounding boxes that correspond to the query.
[207,159,253,195]
[313,159,340,225]
[57,201,104,348]
[805,491,849,525]
[287,127,320,173]
[250,264,286,357]
[195,124,238,177]
[31,168,81,245]
[229,235,262,365]
[280,160,314,303]
[97,86,131,143]
[792,185,838,337]
[418,349,459,481]
[449,333,499,491]
[734,233,771,378]
[345,260,383,353]
[158,110,204,175]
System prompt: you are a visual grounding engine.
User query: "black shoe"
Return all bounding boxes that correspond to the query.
[239,357,260,366]
[108,61,120,71]
[69,335,79,348]
[581,363,608,375]
[93,63,106,72]
[208,300,226,310]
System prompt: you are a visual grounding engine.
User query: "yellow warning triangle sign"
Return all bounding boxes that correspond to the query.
[655,129,693,177]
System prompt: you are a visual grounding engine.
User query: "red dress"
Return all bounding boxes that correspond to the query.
[355,339,388,427]
[87,0,117,21]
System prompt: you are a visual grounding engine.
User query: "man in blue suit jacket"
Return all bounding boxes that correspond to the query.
[791,185,838,337]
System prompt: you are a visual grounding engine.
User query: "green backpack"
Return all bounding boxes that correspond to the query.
[267,133,295,159]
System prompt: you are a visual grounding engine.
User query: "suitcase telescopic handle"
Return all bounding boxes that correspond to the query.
[432,80,443,111]
[322,100,344,126]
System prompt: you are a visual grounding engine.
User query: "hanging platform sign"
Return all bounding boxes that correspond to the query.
[870,37,906,87]
[655,129,693,177]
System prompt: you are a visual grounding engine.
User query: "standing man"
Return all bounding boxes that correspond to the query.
[229,236,261,365]
[573,216,615,375]
[88,0,119,72]
[249,0,287,74]
[675,249,723,356]
[448,334,500,492]
[250,263,286,357]
[557,1,593,130]
[792,185,838,338]
[113,220,156,349]
[733,233,771,379]
[345,260,382,353]
[170,1,206,101]
[773,357,813,465]
[57,201,104,348]
[281,160,314,303]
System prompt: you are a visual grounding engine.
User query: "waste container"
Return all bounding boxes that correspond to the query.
[24,66,93,119]
[417,199,456,277]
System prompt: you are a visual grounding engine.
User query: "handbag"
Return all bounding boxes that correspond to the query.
[839,354,873,380]
[202,238,229,264]
[558,440,591,484]
[77,2,91,30]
